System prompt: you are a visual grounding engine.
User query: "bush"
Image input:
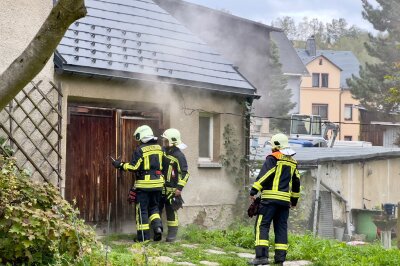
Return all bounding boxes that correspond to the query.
[0,155,98,265]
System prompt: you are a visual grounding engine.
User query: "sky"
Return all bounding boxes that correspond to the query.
[184,0,378,31]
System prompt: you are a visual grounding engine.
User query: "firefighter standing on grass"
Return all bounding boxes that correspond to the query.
[159,128,189,242]
[112,125,164,242]
[249,133,301,265]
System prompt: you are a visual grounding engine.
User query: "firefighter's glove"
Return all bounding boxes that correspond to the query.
[171,195,184,211]
[127,188,137,204]
[112,160,123,170]
[247,197,261,218]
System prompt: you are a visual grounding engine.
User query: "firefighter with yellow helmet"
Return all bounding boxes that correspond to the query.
[249,133,301,265]
[160,128,190,242]
[112,125,165,242]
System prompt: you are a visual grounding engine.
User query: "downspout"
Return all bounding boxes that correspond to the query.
[339,88,344,140]
[312,164,322,237]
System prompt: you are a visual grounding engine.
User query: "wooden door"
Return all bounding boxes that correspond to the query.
[65,107,116,224]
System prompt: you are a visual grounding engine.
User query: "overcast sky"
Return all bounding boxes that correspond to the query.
[185,0,378,31]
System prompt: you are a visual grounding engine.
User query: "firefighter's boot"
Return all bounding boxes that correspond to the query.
[166,226,178,242]
[274,250,287,265]
[153,226,163,242]
[248,246,269,265]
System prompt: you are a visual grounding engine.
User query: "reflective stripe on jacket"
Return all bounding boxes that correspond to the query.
[122,140,165,190]
[162,146,190,191]
[250,151,301,206]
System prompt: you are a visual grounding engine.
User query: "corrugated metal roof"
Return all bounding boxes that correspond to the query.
[296,49,360,88]
[55,0,255,95]
[294,147,400,167]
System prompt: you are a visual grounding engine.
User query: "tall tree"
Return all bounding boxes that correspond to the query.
[347,0,400,114]
[267,42,295,132]
[0,0,86,110]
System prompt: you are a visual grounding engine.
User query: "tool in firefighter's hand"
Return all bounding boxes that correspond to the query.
[170,195,184,211]
[127,188,137,204]
[110,155,123,169]
[247,197,261,218]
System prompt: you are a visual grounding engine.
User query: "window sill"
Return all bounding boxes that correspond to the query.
[197,161,222,168]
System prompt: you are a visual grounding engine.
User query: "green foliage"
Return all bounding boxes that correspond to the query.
[348,0,400,114]
[267,41,295,132]
[0,155,98,265]
[0,136,14,157]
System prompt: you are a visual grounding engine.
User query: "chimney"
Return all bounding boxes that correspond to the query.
[306,35,316,56]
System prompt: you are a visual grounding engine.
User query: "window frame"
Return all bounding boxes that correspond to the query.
[344,104,353,121]
[312,103,329,120]
[198,113,214,161]
[312,73,320,87]
[321,73,329,88]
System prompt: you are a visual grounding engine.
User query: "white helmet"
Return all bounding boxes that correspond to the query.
[134,125,157,143]
[268,133,296,155]
[161,128,187,149]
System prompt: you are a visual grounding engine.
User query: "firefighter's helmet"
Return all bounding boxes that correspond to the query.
[268,133,290,150]
[134,125,156,143]
[162,128,187,149]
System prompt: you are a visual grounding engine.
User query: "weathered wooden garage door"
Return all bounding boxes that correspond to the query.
[66,106,163,230]
[66,107,116,224]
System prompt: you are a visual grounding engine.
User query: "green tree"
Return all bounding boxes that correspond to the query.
[267,42,295,131]
[347,0,400,114]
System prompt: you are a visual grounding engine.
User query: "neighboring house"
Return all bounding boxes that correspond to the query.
[1,0,257,231]
[154,0,308,147]
[297,37,361,141]
[291,147,400,239]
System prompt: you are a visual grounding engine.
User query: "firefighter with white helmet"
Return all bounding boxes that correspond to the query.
[112,125,165,242]
[248,133,301,265]
[160,128,189,242]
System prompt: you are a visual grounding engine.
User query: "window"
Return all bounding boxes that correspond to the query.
[344,136,353,141]
[344,104,353,121]
[312,104,328,120]
[199,113,213,160]
[312,73,320,87]
[321,73,329,87]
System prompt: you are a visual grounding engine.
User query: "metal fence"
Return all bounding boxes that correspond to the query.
[0,81,63,187]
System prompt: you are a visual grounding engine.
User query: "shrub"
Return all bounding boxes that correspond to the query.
[0,155,98,265]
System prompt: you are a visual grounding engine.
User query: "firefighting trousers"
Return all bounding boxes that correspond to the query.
[135,190,162,241]
[254,201,289,262]
[159,191,179,228]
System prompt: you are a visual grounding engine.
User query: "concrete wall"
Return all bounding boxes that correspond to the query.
[0,1,60,183]
[295,157,400,231]
[58,76,246,229]
[300,56,361,141]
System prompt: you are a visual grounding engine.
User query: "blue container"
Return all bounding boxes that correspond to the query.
[383,203,396,216]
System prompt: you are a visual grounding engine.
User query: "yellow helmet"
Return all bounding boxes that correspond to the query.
[134,125,156,143]
[162,128,187,149]
[268,133,290,150]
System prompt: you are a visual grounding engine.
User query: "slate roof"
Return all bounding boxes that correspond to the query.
[296,49,360,88]
[55,0,255,96]
[270,32,308,76]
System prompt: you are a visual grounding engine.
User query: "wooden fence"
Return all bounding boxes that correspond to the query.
[0,81,63,187]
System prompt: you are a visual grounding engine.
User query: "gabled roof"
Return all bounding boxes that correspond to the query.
[296,49,360,88]
[55,0,256,96]
[270,32,308,76]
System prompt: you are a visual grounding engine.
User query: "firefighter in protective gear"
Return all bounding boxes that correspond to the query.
[160,128,190,242]
[112,125,165,242]
[248,133,301,265]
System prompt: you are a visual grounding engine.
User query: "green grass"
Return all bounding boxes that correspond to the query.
[78,224,400,266]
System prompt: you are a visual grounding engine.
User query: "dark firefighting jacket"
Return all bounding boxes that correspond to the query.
[122,140,165,191]
[250,151,301,206]
[162,146,190,191]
